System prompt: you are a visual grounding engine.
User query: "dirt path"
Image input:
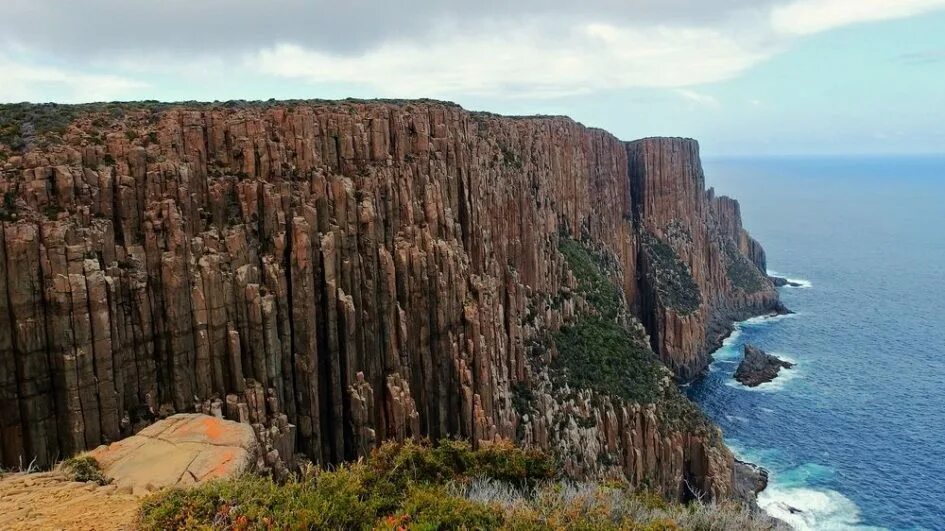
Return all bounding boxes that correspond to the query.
[0,470,140,530]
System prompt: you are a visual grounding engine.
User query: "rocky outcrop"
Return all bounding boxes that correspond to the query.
[734,344,794,387]
[0,101,779,501]
[734,459,769,508]
[769,276,803,288]
[88,413,257,494]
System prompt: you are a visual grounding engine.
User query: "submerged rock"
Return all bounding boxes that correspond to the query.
[734,344,794,387]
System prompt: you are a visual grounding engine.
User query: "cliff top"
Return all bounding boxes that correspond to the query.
[0,98,641,156]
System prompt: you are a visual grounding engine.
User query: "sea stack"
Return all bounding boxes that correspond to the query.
[734,344,794,387]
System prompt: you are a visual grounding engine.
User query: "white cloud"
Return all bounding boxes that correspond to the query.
[4,1,945,103]
[0,55,145,103]
[675,89,721,108]
[771,0,945,35]
[249,23,773,99]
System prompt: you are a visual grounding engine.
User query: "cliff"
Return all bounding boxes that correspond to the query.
[0,100,780,500]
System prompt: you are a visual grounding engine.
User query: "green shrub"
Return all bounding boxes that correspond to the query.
[511,382,536,416]
[61,455,108,485]
[139,439,556,530]
[552,315,663,404]
[558,239,624,319]
[724,241,766,293]
[139,467,371,530]
[641,233,701,314]
[394,485,505,530]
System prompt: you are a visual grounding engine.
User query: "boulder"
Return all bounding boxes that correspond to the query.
[87,414,257,495]
[734,344,794,387]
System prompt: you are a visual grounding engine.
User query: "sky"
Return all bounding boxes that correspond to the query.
[1,0,944,156]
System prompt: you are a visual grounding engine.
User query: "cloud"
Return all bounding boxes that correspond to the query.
[674,89,721,108]
[0,54,145,103]
[0,1,783,57]
[770,0,945,35]
[2,1,945,102]
[249,23,771,98]
[897,49,945,64]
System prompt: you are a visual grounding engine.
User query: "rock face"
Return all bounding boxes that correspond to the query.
[88,413,256,494]
[628,139,781,380]
[733,459,769,508]
[734,344,794,387]
[0,101,781,501]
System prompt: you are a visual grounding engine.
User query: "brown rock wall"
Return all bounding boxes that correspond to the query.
[0,101,778,500]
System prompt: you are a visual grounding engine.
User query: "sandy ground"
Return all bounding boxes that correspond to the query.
[0,470,140,530]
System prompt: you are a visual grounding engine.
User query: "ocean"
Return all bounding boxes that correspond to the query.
[688,156,945,530]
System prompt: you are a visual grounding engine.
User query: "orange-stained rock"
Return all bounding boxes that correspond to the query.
[87,414,256,493]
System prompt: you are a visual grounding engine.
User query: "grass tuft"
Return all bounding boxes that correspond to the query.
[61,455,108,485]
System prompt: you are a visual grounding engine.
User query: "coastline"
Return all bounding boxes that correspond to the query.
[691,281,870,530]
[692,305,801,525]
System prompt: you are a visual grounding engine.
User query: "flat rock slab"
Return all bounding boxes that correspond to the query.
[88,413,257,495]
[0,470,139,530]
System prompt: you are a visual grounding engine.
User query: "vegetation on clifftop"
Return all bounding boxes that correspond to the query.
[138,440,773,530]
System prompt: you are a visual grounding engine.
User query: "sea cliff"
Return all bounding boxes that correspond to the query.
[0,100,781,501]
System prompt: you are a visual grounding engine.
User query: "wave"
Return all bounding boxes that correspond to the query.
[724,453,877,530]
[758,485,881,531]
[724,414,749,424]
[742,312,800,326]
[724,365,799,392]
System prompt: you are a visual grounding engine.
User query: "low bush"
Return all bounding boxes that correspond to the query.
[61,455,108,485]
[724,241,766,294]
[139,440,777,530]
[552,315,663,404]
[139,439,556,530]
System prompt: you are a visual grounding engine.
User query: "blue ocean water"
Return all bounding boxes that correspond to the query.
[689,156,945,530]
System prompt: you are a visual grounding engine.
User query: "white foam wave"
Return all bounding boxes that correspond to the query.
[742,312,799,327]
[784,277,813,289]
[759,485,881,531]
[726,365,800,392]
[721,327,743,346]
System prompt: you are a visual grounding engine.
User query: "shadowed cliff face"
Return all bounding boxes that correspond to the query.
[0,101,778,500]
[628,138,780,380]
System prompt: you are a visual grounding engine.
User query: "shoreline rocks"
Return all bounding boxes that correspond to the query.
[734,344,794,387]
[769,275,804,288]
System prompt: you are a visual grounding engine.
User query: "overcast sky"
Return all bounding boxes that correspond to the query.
[2,0,944,155]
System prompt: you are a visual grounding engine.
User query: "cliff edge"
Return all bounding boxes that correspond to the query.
[0,100,781,501]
